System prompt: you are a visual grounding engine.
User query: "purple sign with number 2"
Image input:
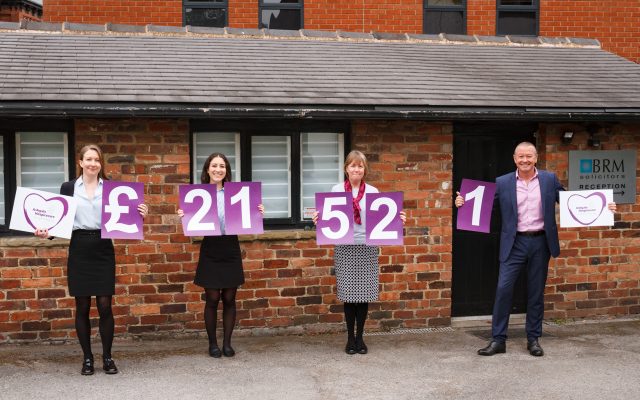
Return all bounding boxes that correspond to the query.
[456,179,496,233]
[366,192,404,246]
[179,184,221,237]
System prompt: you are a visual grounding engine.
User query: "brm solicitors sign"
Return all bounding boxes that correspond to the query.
[568,150,637,204]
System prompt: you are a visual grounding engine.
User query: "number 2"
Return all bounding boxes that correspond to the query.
[184,189,216,232]
[369,197,398,240]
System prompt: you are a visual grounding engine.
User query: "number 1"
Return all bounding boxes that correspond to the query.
[230,186,251,229]
[464,185,485,227]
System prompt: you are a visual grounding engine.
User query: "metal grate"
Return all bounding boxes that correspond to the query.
[365,327,455,336]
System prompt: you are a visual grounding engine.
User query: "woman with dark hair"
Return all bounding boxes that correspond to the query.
[35,144,149,375]
[178,152,263,358]
[314,150,405,355]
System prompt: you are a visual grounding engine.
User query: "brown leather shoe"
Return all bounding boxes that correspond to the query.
[477,340,506,356]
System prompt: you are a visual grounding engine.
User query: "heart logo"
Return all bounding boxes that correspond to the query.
[23,193,69,231]
[567,192,606,225]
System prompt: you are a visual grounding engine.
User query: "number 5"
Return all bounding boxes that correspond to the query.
[321,197,350,240]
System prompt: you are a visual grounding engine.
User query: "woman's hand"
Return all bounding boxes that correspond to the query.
[138,203,149,219]
[454,191,465,208]
[608,202,617,212]
[258,204,265,215]
[312,211,319,225]
[400,211,407,225]
[34,228,50,239]
[177,209,184,218]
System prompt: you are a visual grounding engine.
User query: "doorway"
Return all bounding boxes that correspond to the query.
[451,122,536,317]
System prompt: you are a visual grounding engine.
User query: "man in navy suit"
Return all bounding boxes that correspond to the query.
[456,142,614,357]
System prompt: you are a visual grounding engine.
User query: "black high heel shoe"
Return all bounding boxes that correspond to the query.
[222,345,235,357]
[345,337,357,355]
[355,337,368,355]
[81,356,94,375]
[209,344,222,358]
[102,357,118,374]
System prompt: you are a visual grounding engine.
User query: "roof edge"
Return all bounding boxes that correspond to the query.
[0,19,602,49]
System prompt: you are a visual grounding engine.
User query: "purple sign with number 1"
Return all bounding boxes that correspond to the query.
[224,182,263,235]
[101,181,144,240]
[456,179,496,233]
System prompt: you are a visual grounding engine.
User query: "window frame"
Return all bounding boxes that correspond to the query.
[423,0,467,35]
[496,0,539,36]
[258,0,304,31]
[190,119,350,229]
[0,119,74,236]
[183,0,229,28]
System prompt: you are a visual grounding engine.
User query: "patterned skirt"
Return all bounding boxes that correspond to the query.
[334,244,379,303]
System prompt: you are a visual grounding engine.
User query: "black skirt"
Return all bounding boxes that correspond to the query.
[194,235,244,289]
[67,230,116,297]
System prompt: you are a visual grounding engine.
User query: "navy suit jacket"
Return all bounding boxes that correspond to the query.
[495,170,564,263]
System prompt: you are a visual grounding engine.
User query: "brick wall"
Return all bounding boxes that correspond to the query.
[0,3,42,22]
[43,0,182,26]
[539,123,640,319]
[540,1,640,64]
[41,1,639,62]
[0,118,453,343]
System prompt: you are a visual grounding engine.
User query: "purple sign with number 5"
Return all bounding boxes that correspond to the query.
[456,179,496,233]
[315,192,354,245]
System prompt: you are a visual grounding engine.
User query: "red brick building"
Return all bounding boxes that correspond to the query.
[42,1,640,63]
[0,19,638,342]
[0,0,41,22]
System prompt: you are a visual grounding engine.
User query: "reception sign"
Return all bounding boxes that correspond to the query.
[10,187,77,239]
[559,189,614,228]
[101,181,144,240]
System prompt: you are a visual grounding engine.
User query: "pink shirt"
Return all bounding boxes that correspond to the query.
[516,168,544,232]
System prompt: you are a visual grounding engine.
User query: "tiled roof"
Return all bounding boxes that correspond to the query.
[0,21,639,118]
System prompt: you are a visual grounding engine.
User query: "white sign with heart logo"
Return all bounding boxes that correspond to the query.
[559,189,614,228]
[10,187,77,238]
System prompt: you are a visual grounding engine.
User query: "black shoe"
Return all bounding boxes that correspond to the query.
[477,341,506,356]
[81,356,94,375]
[345,337,357,355]
[222,345,235,357]
[209,344,222,358]
[102,357,118,374]
[355,337,368,355]
[527,339,544,357]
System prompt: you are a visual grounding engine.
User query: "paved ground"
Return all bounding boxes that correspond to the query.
[1,318,639,400]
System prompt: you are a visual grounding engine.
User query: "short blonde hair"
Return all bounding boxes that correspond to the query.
[343,150,369,180]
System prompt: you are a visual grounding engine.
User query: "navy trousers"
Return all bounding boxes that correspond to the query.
[492,234,550,343]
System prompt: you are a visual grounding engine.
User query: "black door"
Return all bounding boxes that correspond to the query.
[451,123,536,317]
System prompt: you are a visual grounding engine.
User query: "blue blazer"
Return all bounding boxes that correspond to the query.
[495,170,564,262]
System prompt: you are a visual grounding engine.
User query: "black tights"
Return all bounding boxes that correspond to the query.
[75,296,114,359]
[344,302,369,340]
[204,288,238,349]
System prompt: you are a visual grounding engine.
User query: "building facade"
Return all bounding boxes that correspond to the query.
[0,0,41,22]
[41,1,640,63]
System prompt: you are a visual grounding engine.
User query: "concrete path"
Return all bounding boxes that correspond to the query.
[1,319,639,400]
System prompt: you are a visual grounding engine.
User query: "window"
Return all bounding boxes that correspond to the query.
[497,0,538,36]
[184,0,228,28]
[0,121,72,234]
[424,0,466,35]
[191,121,346,228]
[259,0,303,30]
